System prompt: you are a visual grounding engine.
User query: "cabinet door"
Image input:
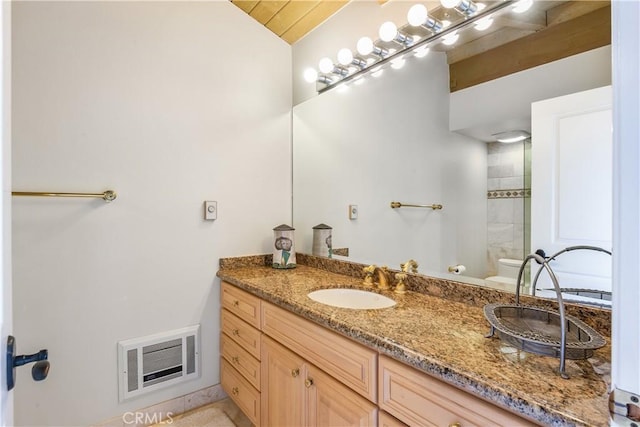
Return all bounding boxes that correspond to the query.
[307,364,378,427]
[261,335,306,427]
[379,356,535,427]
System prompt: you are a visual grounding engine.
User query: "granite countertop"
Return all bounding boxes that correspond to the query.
[217,257,611,427]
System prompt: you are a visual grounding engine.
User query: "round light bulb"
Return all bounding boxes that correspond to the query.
[474,16,493,31]
[442,32,459,46]
[379,21,398,42]
[371,66,384,78]
[513,0,533,13]
[318,57,335,74]
[407,4,428,27]
[440,0,460,8]
[337,48,354,66]
[413,45,430,58]
[303,68,318,83]
[390,58,406,70]
[357,37,374,56]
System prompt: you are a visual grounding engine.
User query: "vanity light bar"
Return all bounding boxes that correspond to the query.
[314,0,515,94]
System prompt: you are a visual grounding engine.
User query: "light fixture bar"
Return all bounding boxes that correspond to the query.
[318,0,514,94]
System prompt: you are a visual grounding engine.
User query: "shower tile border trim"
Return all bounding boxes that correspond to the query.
[487,188,531,199]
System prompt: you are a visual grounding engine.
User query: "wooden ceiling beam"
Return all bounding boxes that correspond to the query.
[448,5,611,92]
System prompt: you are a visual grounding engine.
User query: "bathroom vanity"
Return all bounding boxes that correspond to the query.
[218,254,611,426]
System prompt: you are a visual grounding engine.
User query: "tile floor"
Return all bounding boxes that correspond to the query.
[153,398,252,427]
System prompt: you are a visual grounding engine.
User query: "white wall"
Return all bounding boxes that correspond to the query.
[11,2,291,425]
[293,51,487,279]
[449,46,612,141]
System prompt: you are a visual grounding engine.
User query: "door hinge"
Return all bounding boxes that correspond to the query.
[610,387,640,426]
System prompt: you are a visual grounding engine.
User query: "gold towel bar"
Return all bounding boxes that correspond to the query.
[12,190,117,202]
[390,201,443,210]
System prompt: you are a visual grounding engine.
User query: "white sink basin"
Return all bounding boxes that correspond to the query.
[307,288,396,309]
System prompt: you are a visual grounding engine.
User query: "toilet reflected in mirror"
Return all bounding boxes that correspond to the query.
[484,258,524,292]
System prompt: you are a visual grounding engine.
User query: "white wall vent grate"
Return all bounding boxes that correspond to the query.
[118,325,200,402]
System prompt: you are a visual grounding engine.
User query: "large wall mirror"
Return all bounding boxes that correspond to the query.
[292,11,612,306]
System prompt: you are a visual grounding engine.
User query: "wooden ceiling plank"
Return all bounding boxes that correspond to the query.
[449,6,611,92]
[547,1,610,27]
[250,1,289,25]
[231,0,260,14]
[446,27,536,64]
[266,1,321,36]
[280,1,349,44]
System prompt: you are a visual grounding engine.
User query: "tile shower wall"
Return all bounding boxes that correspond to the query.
[486,141,531,276]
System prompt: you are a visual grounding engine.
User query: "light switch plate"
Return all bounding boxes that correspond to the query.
[204,201,217,220]
[349,205,358,220]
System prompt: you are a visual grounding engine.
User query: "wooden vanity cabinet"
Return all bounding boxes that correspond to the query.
[379,411,409,427]
[261,300,377,403]
[220,283,262,425]
[262,335,378,427]
[379,356,537,427]
[220,281,538,427]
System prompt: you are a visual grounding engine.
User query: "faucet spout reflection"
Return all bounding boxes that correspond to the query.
[362,265,391,290]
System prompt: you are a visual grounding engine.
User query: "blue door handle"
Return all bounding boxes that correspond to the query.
[6,335,49,391]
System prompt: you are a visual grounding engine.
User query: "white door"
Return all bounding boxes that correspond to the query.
[0,1,12,424]
[611,0,640,424]
[530,86,613,304]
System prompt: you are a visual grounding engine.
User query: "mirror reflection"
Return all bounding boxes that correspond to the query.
[292,2,612,307]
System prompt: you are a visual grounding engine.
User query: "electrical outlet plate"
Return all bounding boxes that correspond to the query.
[349,204,358,220]
[204,201,217,220]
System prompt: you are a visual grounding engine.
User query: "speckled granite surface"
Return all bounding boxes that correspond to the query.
[217,254,611,427]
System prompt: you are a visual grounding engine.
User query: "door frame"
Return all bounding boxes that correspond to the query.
[611,0,640,413]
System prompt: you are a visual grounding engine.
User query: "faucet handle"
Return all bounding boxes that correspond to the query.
[394,272,407,294]
[401,259,419,273]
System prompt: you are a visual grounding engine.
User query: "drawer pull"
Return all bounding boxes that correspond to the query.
[232,356,239,364]
[233,300,240,307]
[291,368,300,378]
[231,387,239,396]
[305,378,314,388]
[232,329,239,336]
[449,423,461,427]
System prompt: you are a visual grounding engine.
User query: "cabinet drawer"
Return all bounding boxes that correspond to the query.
[221,359,260,426]
[221,282,261,329]
[222,309,261,359]
[379,356,537,427]
[262,301,377,403]
[379,411,408,427]
[221,333,261,390]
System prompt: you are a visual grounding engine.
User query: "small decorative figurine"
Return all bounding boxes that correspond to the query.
[312,224,333,258]
[272,224,296,269]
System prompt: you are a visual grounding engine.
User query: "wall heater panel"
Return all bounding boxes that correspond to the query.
[118,325,200,401]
